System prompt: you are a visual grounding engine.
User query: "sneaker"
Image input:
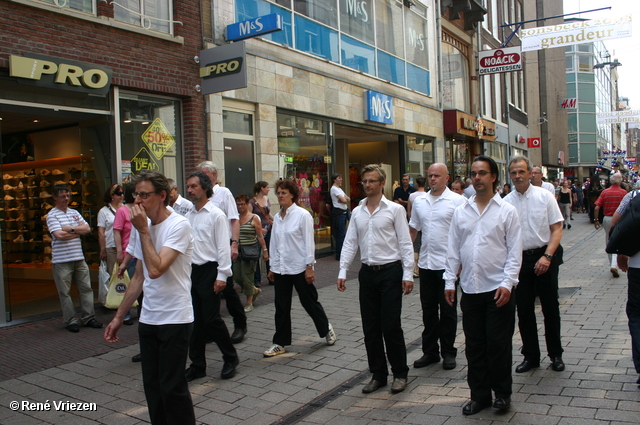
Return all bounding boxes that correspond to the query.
[17,182,24,189]
[40,169,51,176]
[326,323,337,346]
[4,194,14,200]
[263,344,286,357]
[16,214,26,221]
[40,191,52,198]
[3,184,16,190]
[69,201,79,207]
[52,169,64,175]
[68,179,78,186]
[40,180,51,187]
[244,305,254,313]
[3,173,13,179]
[13,235,25,243]
[54,180,66,186]
[14,171,25,178]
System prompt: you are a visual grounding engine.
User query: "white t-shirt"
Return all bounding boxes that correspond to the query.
[97,205,118,248]
[128,212,194,325]
[330,185,348,210]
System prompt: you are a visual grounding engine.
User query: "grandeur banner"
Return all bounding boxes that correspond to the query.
[520,15,632,52]
[596,110,640,125]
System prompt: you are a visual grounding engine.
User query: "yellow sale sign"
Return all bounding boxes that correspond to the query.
[141,118,175,160]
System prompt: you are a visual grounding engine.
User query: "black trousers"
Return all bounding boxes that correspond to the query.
[189,262,237,370]
[224,274,247,330]
[272,271,330,346]
[516,247,563,361]
[461,289,515,402]
[419,268,458,358]
[139,322,195,425]
[359,261,409,381]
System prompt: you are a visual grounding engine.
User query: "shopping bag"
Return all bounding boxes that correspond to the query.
[104,263,138,309]
[98,261,110,304]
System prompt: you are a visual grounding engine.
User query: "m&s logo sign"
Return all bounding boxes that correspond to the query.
[365,91,393,125]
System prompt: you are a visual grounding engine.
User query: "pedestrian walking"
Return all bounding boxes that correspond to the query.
[594,172,628,278]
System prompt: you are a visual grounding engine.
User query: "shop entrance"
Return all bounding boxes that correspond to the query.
[0,104,112,322]
[334,124,400,207]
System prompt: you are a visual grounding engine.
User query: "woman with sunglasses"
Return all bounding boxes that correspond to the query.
[98,184,124,274]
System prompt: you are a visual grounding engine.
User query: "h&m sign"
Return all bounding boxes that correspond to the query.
[365,90,393,125]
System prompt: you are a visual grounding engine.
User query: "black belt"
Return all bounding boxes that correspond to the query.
[363,260,401,271]
[523,246,547,256]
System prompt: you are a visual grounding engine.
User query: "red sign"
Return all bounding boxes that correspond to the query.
[527,137,541,148]
[478,46,523,75]
[560,98,577,109]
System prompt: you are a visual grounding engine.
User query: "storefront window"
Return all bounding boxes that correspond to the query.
[404,6,428,69]
[277,112,331,253]
[406,136,434,176]
[294,0,338,28]
[451,141,470,180]
[442,43,469,111]
[375,0,404,57]
[118,93,183,188]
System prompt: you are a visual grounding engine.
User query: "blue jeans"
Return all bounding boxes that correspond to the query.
[627,268,640,373]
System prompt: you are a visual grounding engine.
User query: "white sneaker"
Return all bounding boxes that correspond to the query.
[263,344,286,357]
[4,194,14,200]
[13,234,24,243]
[326,323,337,346]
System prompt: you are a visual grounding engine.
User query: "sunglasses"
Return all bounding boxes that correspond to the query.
[113,191,123,196]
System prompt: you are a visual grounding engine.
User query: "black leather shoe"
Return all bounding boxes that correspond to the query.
[221,358,239,380]
[84,319,103,329]
[362,378,387,394]
[185,367,206,382]
[515,359,540,373]
[442,355,456,370]
[66,323,80,333]
[462,400,491,415]
[131,353,142,363]
[413,354,440,368]
[493,397,511,411]
[551,356,565,371]
[230,328,247,344]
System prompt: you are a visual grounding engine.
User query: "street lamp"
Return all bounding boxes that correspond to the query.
[593,60,622,69]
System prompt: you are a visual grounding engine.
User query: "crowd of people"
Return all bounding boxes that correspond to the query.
[43,156,639,423]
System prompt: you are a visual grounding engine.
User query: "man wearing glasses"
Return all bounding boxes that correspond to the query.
[444,156,522,415]
[531,166,555,195]
[105,171,196,425]
[337,164,414,394]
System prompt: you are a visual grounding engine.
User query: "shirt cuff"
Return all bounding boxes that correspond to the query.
[338,269,347,280]
[445,280,456,291]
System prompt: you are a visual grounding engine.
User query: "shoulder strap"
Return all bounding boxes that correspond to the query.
[253,197,273,225]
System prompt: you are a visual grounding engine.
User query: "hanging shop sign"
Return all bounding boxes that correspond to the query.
[520,15,632,52]
[226,13,282,42]
[9,54,112,95]
[559,98,577,110]
[141,118,175,160]
[478,47,522,75]
[528,137,541,148]
[443,110,496,141]
[199,42,247,95]
[596,110,640,125]
[365,91,393,125]
[131,148,160,174]
[515,134,526,144]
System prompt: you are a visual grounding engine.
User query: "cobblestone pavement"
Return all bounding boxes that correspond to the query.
[1,211,639,424]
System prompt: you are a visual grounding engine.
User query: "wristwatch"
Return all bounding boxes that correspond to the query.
[70,226,75,233]
[543,254,553,261]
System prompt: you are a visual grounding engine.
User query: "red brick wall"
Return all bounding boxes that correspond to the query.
[0,1,207,171]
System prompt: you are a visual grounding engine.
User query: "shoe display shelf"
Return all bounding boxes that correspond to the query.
[1,155,101,275]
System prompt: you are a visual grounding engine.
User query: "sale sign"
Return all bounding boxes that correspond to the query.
[141,118,175,160]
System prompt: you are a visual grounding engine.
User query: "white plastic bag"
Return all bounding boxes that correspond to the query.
[98,261,110,304]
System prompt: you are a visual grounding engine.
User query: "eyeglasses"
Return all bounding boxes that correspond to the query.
[470,171,491,178]
[133,191,158,199]
[361,179,381,185]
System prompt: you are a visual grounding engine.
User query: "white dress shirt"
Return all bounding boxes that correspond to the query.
[172,194,194,216]
[444,193,523,293]
[339,195,414,281]
[186,201,232,281]
[269,203,315,275]
[541,181,555,195]
[210,184,239,237]
[503,184,563,250]
[409,187,466,270]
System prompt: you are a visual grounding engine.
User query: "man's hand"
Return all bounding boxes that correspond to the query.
[618,254,630,272]
[402,280,413,295]
[534,256,551,276]
[305,268,315,284]
[445,289,456,306]
[337,278,346,292]
[267,271,275,283]
[594,220,601,229]
[130,204,149,232]
[231,243,239,261]
[494,287,511,307]
[213,280,226,294]
[104,318,122,343]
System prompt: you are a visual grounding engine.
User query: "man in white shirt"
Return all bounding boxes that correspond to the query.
[409,164,465,371]
[337,164,414,394]
[444,155,522,415]
[463,177,476,198]
[531,166,556,195]
[184,171,238,382]
[104,171,196,425]
[330,173,350,260]
[197,161,247,343]
[504,155,565,374]
[167,178,194,216]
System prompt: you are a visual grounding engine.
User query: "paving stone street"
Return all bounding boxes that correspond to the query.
[0,211,638,424]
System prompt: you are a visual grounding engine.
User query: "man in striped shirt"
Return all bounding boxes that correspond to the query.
[47,184,102,333]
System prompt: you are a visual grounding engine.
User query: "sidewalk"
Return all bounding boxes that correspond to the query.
[1,212,639,424]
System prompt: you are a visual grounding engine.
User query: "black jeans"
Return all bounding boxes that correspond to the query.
[272,271,330,346]
[189,262,237,371]
[331,210,348,259]
[419,268,458,358]
[627,268,640,373]
[516,247,563,361]
[224,275,247,330]
[358,261,409,381]
[139,322,195,425]
[461,289,515,403]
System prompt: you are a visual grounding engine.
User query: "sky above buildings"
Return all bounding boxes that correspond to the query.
[563,0,640,109]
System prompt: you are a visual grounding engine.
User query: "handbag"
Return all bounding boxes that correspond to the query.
[104,263,138,309]
[240,243,261,261]
[607,190,640,256]
[98,260,110,304]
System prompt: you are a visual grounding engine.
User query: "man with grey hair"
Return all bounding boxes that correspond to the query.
[531,166,555,195]
[594,172,628,278]
[504,155,565,374]
[167,178,194,216]
[463,177,475,198]
[197,161,247,342]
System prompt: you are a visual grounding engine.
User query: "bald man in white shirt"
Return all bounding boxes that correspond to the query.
[444,155,522,416]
